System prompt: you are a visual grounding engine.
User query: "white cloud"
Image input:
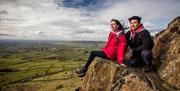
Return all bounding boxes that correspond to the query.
[0,0,179,40]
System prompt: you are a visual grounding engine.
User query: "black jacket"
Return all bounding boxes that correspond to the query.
[126,29,154,53]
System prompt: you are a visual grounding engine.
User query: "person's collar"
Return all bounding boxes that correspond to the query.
[131,23,144,33]
[111,29,121,33]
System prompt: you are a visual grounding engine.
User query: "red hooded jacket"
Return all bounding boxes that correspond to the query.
[102,30,127,64]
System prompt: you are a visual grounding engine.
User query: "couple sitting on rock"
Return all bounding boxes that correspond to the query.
[76,16,154,77]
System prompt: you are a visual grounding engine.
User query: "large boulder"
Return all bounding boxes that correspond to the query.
[153,17,180,90]
[81,59,166,91]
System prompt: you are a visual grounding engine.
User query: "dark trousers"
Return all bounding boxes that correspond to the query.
[84,51,109,68]
[130,50,152,67]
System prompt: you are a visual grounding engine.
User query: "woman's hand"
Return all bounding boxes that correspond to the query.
[120,63,127,67]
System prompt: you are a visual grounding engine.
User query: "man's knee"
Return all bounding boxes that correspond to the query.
[141,50,152,60]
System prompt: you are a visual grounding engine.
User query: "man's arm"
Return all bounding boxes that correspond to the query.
[133,30,153,52]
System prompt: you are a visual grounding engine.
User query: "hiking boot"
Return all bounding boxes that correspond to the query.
[75,66,87,75]
[78,72,86,77]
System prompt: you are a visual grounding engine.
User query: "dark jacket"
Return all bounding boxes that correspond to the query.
[126,29,154,53]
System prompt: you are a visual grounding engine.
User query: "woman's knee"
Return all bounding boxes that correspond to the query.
[90,51,98,56]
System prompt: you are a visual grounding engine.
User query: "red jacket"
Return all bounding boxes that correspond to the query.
[102,30,127,64]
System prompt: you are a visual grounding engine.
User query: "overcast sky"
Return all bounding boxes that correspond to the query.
[0,0,179,41]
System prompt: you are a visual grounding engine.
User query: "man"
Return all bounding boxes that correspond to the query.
[126,16,154,72]
[76,19,127,77]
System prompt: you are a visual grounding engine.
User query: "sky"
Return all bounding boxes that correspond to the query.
[0,0,179,41]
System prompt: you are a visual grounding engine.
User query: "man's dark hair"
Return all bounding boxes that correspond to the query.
[111,19,123,30]
[128,16,141,23]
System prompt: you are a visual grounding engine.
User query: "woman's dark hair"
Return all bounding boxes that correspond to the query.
[128,16,141,23]
[111,19,124,31]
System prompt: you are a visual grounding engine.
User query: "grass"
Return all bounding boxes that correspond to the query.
[0,60,85,87]
[0,41,103,90]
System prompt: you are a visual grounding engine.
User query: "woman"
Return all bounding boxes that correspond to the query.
[76,19,127,77]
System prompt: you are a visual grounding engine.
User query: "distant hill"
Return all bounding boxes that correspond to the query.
[0,39,105,46]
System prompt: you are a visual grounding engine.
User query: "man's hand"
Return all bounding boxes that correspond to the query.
[129,49,134,57]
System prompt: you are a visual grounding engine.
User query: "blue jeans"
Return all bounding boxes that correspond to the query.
[130,50,152,67]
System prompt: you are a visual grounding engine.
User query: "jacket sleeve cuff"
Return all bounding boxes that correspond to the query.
[133,48,141,52]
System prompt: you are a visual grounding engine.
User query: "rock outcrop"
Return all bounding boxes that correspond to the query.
[81,59,167,91]
[153,17,180,90]
[80,17,180,91]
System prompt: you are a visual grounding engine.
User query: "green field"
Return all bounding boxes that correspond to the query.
[0,40,105,91]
